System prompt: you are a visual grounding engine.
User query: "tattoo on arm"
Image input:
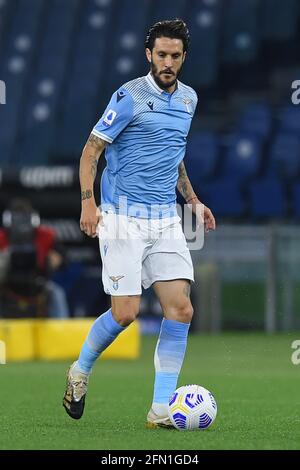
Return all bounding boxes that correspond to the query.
[80,134,106,201]
[87,134,107,150]
[85,134,107,181]
[90,157,98,180]
[177,161,196,201]
[81,190,93,201]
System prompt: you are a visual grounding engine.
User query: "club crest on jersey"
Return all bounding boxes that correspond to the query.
[182,97,192,114]
[109,275,125,290]
[103,109,117,127]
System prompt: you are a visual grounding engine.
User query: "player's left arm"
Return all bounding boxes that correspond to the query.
[177,160,216,232]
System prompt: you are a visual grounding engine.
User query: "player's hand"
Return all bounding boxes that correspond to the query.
[202,204,216,233]
[80,202,102,238]
[188,198,216,233]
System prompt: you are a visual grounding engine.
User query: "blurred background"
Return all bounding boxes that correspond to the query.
[0,0,300,332]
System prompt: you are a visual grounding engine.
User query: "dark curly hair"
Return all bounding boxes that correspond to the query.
[145,19,190,52]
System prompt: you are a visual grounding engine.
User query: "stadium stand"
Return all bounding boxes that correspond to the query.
[182,0,221,87]
[267,133,300,179]
[238,104,272,140]
[222,133,262,181]
[185,132,219,183]
[249,179,287,218]
[222,0,260,65]
[200,179,246,218]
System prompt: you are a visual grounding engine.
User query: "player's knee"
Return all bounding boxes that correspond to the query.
[173,303,194,323]
[117,312,137,327]
[112,304,139,327]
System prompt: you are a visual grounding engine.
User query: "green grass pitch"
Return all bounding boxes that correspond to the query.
[0,333,299,450]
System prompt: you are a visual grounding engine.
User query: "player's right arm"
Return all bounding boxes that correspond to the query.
[80,86,134,238]
[79,134,107,238]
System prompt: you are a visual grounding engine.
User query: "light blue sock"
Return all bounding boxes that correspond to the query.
[153,318,190,407]
[77,309,125,374]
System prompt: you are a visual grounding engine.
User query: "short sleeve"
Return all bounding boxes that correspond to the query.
[192,90,198,116]
[92,87,134,144]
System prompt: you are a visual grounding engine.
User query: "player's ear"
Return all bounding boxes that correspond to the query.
[182,51,186,63]
[145,48,152,64]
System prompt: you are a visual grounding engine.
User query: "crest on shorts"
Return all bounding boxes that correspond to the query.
[109,275,125,290]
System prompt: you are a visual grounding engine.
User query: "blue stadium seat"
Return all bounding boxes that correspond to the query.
[0,0,16,56]
[3,0,45,61]
[41,32,72,60]
[222,0,260,64]
[183,0,220,87]
[267,133,300,179]
[57,0,116,159]
[108,0,149,91]
[185,132,219,184]
[200,180,246,218]
[39,0,79,59]
[249,179,287,218]
[59,101,96,160]
[15,100,56,165]
[35,58,66,87]
[222,133,262,180]
[106,0,150,91]
[12,0,80,165]
[0,0,46,166]
[280,106,300,136]
[239,104,271,139]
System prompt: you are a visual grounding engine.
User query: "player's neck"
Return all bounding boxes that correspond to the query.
[150,72,178,95]
[165,82,178,94]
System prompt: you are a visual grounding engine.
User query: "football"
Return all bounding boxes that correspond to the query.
[168,384,217,431]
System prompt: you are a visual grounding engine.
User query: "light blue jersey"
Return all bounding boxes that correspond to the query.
[92,72,198,218]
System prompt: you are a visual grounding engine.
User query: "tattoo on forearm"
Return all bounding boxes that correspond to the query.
[90,157,98,180]
[177,161,195,200]
[181,181,188,197]
[183,283,191,298]
[81,190,93,201]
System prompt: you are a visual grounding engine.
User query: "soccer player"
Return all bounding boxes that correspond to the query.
[63,19,216,427]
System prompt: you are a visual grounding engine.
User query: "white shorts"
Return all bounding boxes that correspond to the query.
[98,212,194,296]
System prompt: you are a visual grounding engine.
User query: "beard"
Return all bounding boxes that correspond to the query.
[150,61,183,90]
